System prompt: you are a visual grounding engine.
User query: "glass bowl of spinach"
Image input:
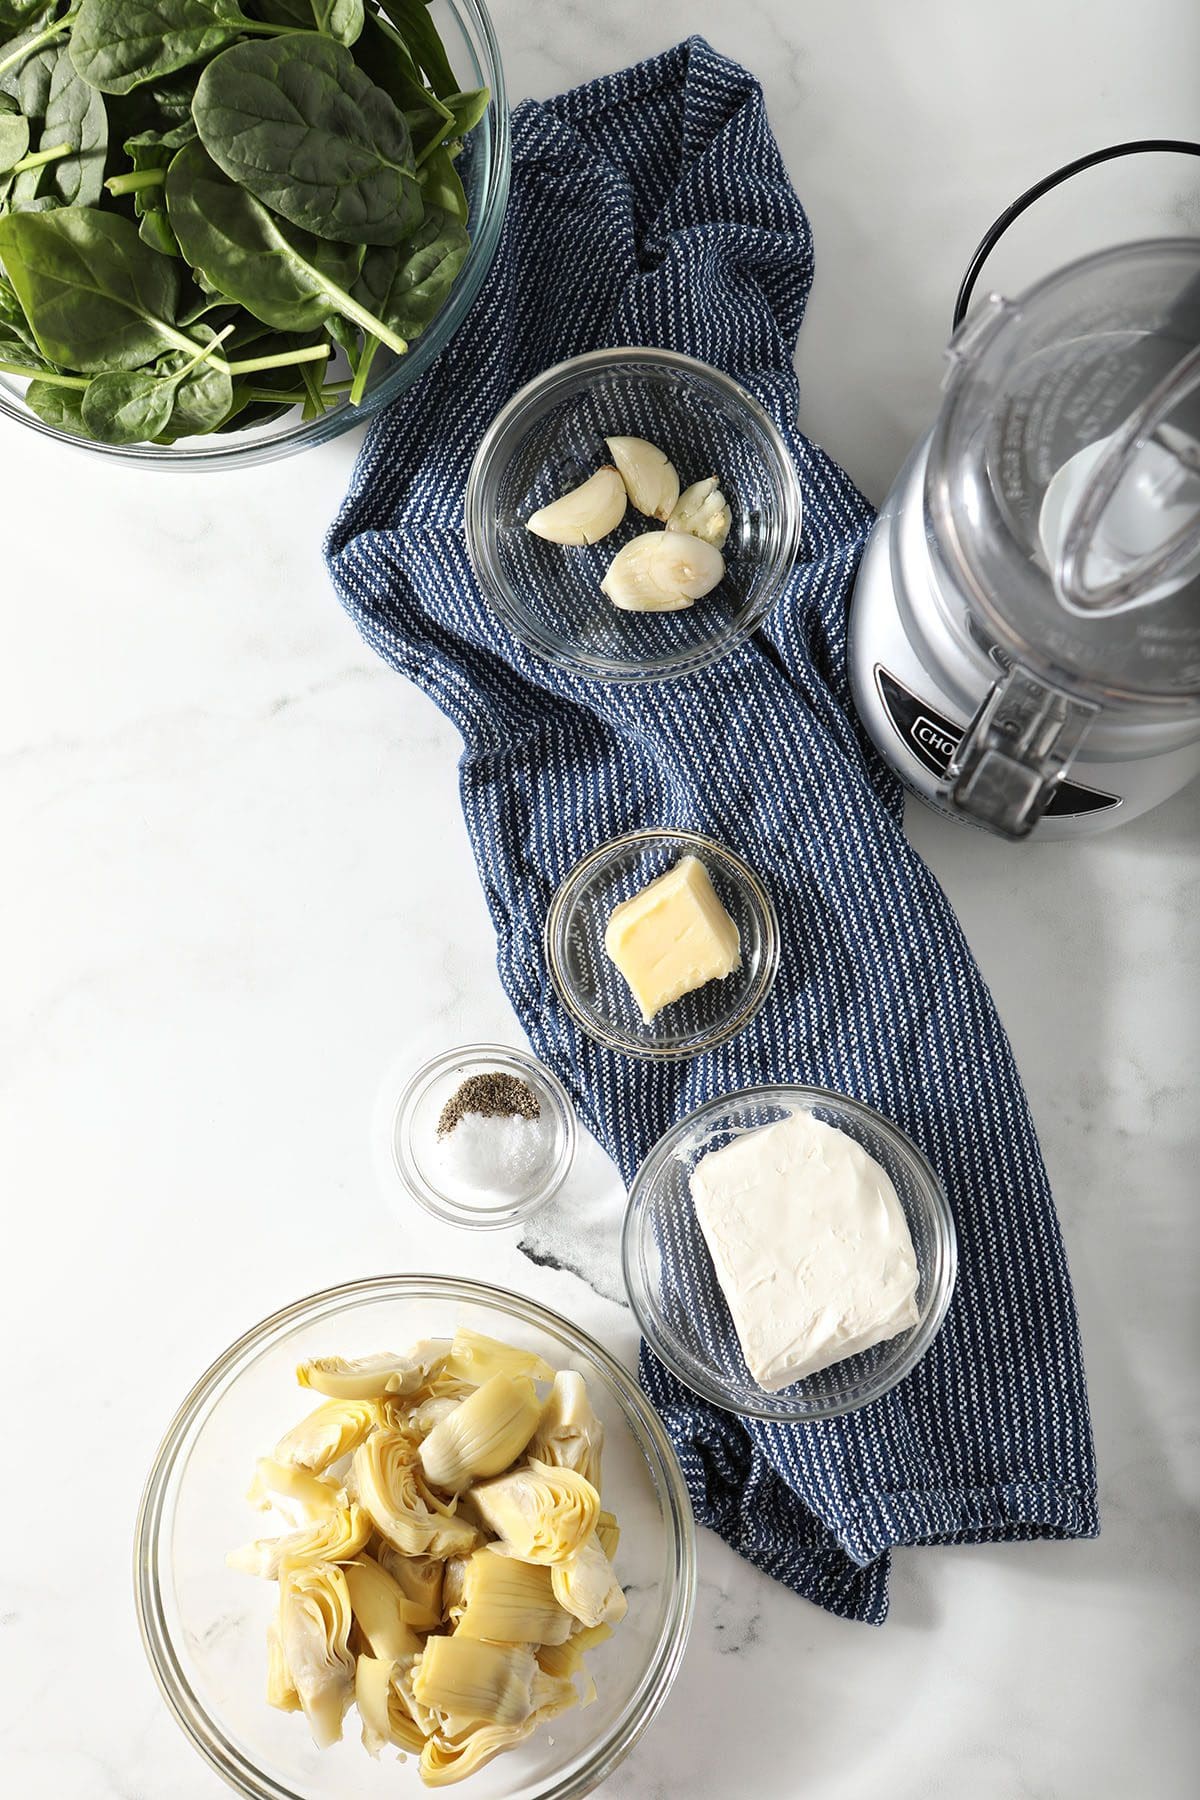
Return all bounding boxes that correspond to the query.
[0,1,509,466]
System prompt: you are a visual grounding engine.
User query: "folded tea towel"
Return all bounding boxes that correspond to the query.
[325,35,1098,1623]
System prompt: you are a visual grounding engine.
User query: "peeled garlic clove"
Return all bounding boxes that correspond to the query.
[667,476,732,549]
[526,467,627,545]
[605,436,680,521]
[600,529,725,612]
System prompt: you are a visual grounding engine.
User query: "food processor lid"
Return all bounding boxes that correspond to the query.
[927,239,1200,709]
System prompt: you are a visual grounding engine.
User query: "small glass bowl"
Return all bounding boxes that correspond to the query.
[464,347,803,680]
[0,0,508,470]
[622,1085,958,1421]
[134,1275,696,1800]
[392,1044,577,1230]
[544,829,780,1060]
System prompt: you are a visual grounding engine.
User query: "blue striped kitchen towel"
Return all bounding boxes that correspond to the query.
[326,35,1098,1623]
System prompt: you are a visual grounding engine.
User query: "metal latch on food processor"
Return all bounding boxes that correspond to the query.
[941,666,1101,839]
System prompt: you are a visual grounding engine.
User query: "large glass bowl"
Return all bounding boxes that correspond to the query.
[0,0,509,470]
[623,1086,957,1422]
[134,1275,696,1799]
[464,348,803,681]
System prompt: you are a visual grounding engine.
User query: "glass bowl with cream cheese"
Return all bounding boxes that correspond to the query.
[544,829,780,1060]
[622,1086,957,1421]
[464,347,803,681]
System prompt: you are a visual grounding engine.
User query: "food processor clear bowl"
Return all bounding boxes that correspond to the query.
[0,0,509,471]
[134,1276,696,1800]
[927,237,1200,710]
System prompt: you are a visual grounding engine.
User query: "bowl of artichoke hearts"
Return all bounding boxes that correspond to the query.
[135,1275,696,1797]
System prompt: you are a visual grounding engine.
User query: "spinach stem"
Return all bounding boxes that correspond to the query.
[349,335,380,406]
[225,343,332,376]
[105,168,166,198]
[10,142,73,176]
[0,362,87,388]
[0,11,77,81]
[329,288,408,359]
[173,323,235,381]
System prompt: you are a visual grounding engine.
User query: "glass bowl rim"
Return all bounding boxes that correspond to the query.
[463,345,803,682]
[621,1083,959,1421]
[134,1272,697,1800]
[543,828,782,1061]
[391,1041,578,1230]
[0,0,510,472]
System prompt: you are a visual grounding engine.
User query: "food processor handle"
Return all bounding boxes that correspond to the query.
[942,666,1097,840]
[1057,342,1200,614]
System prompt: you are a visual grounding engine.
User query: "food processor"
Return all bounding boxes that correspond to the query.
[849,149,1200,840]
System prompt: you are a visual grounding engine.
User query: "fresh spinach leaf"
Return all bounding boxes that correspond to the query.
[442,87,488,139]
[310,0,363,42]
[24,372,93,433]
[0,203,183,368]
[193,33,421,247]
[0,3,56,34]
[164,140,416,355]
[376,0,456,99]
[69,0,270,97]
[0,91,27,170]
[352,199,464,340]
[80,319,232,441]
[111,124,194,256]
[416,140,465,223]
[13,41,107,207]
[354,8,449,121]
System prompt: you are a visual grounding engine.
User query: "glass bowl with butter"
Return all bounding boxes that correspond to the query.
[622,1086,957,1421]
[464,348,803,681]
[544,829,780,1059]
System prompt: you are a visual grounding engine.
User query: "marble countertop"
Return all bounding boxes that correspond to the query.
[2,3,1198,1797]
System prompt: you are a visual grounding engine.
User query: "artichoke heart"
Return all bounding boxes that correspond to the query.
[274,1398,381,1473]
[419,1719,538,1788]
[440,1552,470,1621]
[296,1344,447,1401]
[412,1635,536,1730]
[528,1370,604,1489]
[456,1546,573,1646]
[266,1618,300,1713]
[345,1556,423,1662]
[397,1394,461,1440]
[440,1328,554,1390]
[535,1621,611,1681]
[419,1374,543,1494]
[228,1501,370,1580]
[278,1562,355,1749]
[595,1509,620,1561]
[354,1429,480,1559]
[529,1667,580,1722]
[550,1533,628,1629]
[372,1543,444,1632]
[470,1458,599,1565]
[354,1654,427,1758]
[246,1458,344,1527]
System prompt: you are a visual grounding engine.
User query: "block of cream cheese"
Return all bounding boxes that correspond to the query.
[691,1110,920,1391]
[604,854,741,1024]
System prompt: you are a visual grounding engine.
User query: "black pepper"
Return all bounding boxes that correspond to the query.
[438,1071,541,1138]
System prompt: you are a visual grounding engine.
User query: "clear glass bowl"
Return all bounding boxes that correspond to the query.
[391,1043,577,1230]
[0,0,509,471]
[544,829,780,1060]
[464,348,803,680]
[622,1086,958,1421]
[135,1275,696,1800]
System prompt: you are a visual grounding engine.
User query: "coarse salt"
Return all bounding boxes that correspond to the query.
[435,1110,553,1205]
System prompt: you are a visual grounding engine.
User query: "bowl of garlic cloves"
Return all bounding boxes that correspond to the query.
[464,347,803,682]
[135,1276,695,1798]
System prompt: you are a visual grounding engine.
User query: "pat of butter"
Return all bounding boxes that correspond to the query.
[604,855,741,1024]
[691,1110,920,1391]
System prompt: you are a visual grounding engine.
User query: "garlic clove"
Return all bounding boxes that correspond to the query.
[667,476,732,550]
[600,529,725,612]
[526,467,627,546]
[604,437,680,522]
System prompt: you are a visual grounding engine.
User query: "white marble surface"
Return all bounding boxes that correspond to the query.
[2,3,1199,1797]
